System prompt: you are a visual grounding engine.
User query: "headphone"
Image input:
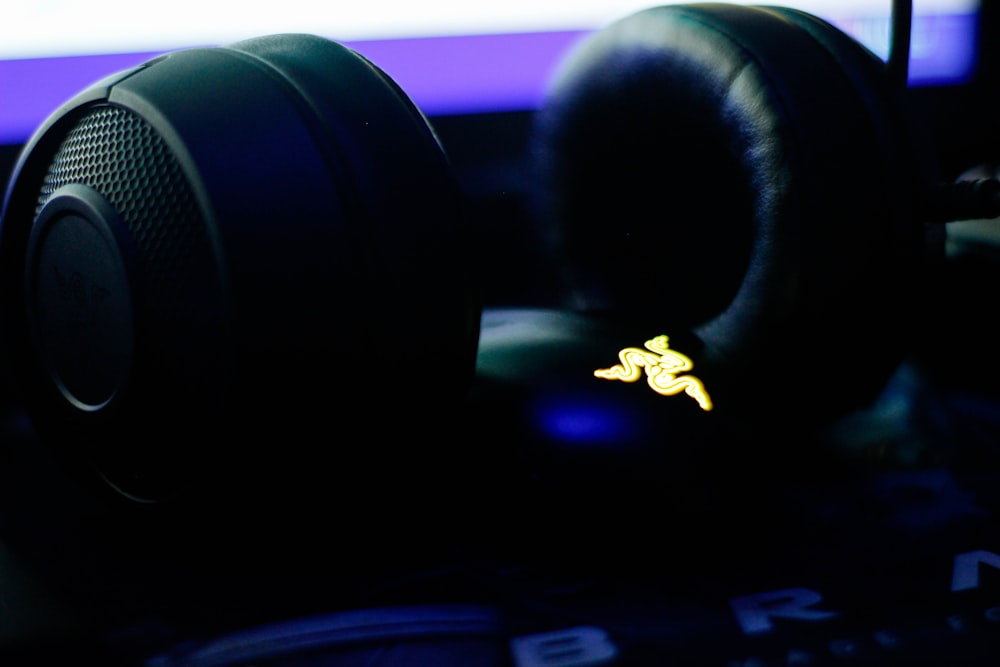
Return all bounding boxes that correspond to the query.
[472,1,1000,499]
[0,34,481,513]
[6,2,1000,655]
[2,3,998,544]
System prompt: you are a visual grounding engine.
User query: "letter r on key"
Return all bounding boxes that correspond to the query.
[729,587,839,635]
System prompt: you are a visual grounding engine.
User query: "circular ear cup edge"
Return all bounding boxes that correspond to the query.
[0,34,480,506]
[528,3,937,428]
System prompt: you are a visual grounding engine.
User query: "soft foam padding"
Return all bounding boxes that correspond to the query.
[529,3,942,427]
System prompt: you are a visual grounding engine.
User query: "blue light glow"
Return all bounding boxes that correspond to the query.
[531,393,644,447]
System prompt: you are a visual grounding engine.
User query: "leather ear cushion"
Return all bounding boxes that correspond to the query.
[764,5,940,251]
[529,4,934,424]
[226,35,481,379]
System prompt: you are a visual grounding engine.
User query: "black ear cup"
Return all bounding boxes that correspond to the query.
[514,3,942,444]
[0,34,480,509]
[466,4,948,516]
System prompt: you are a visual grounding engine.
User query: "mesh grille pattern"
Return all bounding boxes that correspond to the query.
[37,104,226,404]
[39,106,204,298]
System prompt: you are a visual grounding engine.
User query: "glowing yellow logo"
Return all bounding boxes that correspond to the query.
[595,335,713,411]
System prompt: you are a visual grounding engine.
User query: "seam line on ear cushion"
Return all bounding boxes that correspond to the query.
[226,36,455,191]
[220,35,480,398]
[220,34,465,247]
[217,38,368,234]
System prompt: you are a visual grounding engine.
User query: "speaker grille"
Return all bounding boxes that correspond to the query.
[39,106,203,293]
[36,105,227,414]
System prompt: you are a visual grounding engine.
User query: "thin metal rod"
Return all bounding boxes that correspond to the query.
[888,0,913,88]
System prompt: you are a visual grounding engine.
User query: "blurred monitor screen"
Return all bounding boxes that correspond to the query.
[0,0,983,145]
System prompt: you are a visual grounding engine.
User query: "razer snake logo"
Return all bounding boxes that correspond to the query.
[595,335,713,411]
